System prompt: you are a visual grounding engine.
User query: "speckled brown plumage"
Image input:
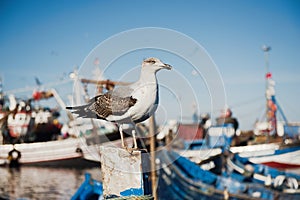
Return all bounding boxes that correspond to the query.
[88,92,137,118]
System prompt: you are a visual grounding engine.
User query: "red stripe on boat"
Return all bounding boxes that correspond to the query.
[262,161,300,169]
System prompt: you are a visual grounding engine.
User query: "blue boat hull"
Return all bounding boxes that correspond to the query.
[157,150,300,200]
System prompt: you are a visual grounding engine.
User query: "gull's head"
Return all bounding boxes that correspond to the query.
[142,57,172,72]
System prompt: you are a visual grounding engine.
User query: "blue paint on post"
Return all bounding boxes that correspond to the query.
[120,187,143,196]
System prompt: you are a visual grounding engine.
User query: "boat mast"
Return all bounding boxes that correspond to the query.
[262,45,277,136]
[0,77,3,107]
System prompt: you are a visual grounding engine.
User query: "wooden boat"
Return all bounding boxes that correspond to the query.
[205,125,300,169]
[226,153,300,192]
[170,120,300,170]
[157,149,300,200]
[0,91,101,167]
[239,145,300,169]
[0,137,100,168]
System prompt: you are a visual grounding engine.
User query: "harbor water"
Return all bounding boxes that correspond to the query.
[0,166,102,200]
[1,164,300,199]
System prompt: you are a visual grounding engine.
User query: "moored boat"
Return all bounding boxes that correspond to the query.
[226,152,300,192]
[157,149,300,200]
[0,137,90,167]
[241,145,300,169]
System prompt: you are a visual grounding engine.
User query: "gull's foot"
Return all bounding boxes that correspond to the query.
[124,146,139,154]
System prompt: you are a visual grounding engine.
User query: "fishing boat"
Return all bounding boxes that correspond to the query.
[226,153,300,191]
[0,137,88,167]
[0,88,101,167]
[229,132,300,169]
[157,149,300,200]
[206,123,300,169]
[163,115,300,170]
[239,145,300,169]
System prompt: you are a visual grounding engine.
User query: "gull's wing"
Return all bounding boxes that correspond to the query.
[88,91,137,119]
[66,83,138,120]
[66,92,137,119]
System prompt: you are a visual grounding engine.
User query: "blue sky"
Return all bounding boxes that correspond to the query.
[0,0,299,130]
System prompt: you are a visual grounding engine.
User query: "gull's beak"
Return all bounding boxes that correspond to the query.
[164,63,172,70]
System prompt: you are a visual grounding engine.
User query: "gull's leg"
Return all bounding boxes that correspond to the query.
[119,124,125,148]
[132,129,138,149]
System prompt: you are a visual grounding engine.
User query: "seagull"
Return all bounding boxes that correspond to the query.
[66,57,172,150]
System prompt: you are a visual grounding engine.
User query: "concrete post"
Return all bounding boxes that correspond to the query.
[100,146,151,199]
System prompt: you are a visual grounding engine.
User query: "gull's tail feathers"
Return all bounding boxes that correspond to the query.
[66,104,99,119]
